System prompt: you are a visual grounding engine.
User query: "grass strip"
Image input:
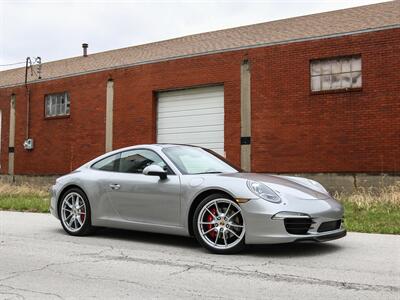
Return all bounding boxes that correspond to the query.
[0,183,399,234]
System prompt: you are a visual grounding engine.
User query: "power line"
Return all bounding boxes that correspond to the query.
[0,61,26,67]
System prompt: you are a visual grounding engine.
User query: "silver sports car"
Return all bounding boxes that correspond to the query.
[51,144,346,254]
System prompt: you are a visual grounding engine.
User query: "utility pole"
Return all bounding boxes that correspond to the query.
[25,56,42,84]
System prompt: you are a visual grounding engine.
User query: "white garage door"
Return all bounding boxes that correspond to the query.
[157,86,224,155]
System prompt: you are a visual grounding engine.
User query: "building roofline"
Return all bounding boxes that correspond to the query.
[1,24,398,89]
[1,1,399,89]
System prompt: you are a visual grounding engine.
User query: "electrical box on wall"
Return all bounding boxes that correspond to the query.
[23,138,34,150]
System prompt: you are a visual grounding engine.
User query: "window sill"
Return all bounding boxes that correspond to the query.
[311,87,362,95]
[44,115,70,120]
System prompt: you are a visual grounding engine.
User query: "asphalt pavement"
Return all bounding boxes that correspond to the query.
[0,211,399,299]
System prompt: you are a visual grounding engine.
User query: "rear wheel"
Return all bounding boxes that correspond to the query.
[193,194,246,254]
[59,188,95,236]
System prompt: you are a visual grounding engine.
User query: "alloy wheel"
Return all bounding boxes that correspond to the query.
[197,199,245,250]
[61,192,87,233]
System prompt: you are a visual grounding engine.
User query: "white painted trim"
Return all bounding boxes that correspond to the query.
[240,60,251,172]
[8,95,16,175]
[105,80,114,152]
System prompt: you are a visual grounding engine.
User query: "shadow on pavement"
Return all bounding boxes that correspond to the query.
[94,227,200,249]
[63,227,343,257]
[246,241,342,257]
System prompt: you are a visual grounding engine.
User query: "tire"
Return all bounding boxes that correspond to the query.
[58,188,95,236]
[193,193,246,254]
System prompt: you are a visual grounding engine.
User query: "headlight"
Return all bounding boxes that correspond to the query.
[246,180,281,203]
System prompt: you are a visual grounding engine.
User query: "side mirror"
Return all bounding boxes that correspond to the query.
[143,165,167,180]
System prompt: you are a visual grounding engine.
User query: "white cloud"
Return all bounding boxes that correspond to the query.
[0,0,390,70]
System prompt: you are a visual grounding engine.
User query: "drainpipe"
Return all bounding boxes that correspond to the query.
[24,57,31,139]
[25,88,30,139]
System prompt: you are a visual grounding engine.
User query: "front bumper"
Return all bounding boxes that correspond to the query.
[295,229,347,242]
[240,198,346,244]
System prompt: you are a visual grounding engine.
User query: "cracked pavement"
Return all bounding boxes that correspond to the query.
[0,211,399,299]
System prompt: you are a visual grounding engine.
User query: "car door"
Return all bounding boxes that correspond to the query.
[104,149,181,226]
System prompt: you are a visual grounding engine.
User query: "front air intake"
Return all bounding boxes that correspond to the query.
[284,218,313,235]
[318,220,341,232]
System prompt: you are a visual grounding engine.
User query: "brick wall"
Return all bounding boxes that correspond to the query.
[0,28,399,175]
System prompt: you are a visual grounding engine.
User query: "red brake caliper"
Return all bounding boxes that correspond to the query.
[206,207,217,239]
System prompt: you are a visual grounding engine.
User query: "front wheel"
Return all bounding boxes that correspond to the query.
[193,194,246,254]
[59,188,95,236]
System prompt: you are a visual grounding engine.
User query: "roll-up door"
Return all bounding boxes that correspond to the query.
[157,86,224,155]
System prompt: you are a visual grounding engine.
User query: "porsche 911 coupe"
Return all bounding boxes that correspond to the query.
[51,144,346,254]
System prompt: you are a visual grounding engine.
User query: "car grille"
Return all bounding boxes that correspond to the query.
[284,218,313,235]
[318,220,341,232]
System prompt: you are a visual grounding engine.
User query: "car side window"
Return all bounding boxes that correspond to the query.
[119,149,168,174]
[92,153,121,172]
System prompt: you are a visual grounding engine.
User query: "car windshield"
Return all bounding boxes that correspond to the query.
[162,146,240,175]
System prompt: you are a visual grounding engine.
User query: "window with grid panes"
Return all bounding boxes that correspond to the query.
[310,56,362,92]
[45,92,70,117]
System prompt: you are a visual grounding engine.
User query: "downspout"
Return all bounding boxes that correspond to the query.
[24,57,31,139]
[25,88,30,139]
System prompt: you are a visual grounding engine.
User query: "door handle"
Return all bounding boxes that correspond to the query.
[109,184,121,190]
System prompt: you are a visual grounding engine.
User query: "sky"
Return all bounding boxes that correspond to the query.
[0,0,391,71]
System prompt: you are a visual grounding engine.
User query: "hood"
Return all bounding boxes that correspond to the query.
[219,173,331,200]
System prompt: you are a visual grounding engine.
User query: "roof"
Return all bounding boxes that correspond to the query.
[1,1,399,88]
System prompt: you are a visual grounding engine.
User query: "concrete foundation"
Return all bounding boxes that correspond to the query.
[0,175,58,187]
[288,173,400,193]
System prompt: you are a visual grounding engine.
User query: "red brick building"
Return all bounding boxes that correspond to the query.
[0,2,399,180]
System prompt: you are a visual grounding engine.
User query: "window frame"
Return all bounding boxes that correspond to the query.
[90,148,175,175]
[310,55,362,94]
[91,152,121,172]
[44,91,70,119]
[118,149,175,175]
